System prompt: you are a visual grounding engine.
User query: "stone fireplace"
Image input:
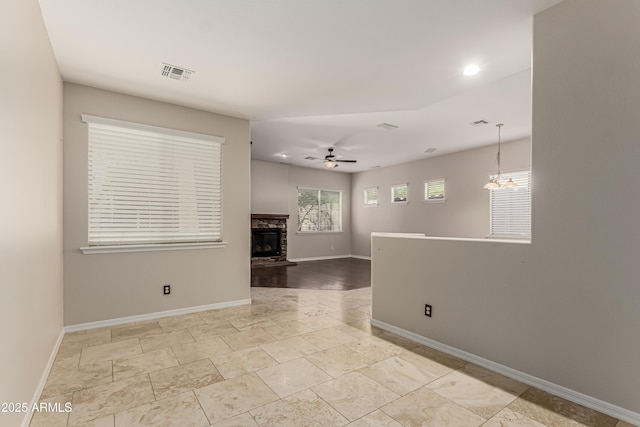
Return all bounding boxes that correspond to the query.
[251,214,293,266]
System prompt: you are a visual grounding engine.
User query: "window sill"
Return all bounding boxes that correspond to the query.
[485,234,530,241]
[423,199,446,204]
[80,241,228,254]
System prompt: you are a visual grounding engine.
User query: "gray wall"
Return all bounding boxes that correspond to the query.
[352,138,530,257]
[372,0,640,416]
[251,160,352,260]
[251,160,290,214]
[0,0,64,425]
[64,84,251,326]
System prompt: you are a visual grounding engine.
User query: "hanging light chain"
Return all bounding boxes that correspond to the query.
[496,123,503,180]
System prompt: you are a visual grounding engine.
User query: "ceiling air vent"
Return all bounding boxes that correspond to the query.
[161,63,194,81]
[305,156,320,161]
[470,120,489,127]
[424,148,437,154]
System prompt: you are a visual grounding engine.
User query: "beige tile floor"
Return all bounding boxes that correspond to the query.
[31,287,632,427]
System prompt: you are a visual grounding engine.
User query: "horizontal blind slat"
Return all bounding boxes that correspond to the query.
[490,171,531,236]
[87,120,223,246]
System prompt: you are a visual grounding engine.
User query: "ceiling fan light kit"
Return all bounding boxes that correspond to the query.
[483,123,518,190]
[323,148,356,170]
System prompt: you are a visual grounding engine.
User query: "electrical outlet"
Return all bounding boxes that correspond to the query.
[163,285,171,295]
[424,304,432,317]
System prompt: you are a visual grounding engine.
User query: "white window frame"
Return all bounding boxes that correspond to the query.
[80,115,226,254]
[391,183,408,205]
[424,178,446,202]
[489,170,531,238]
[297,188,343,233]
[363,187,378,206]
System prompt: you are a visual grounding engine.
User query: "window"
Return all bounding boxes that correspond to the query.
[424,179,445,201]
[83,115,224,247]
[391,183,408,204]
[364,187,378,206]
[298,189,342,232]
[490,170,531,237]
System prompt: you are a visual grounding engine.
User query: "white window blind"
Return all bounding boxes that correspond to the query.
[364,187,378,205]
[424,179,445,201]
[490,170,531,236]
[391,183,408,204]
[83,115,224,246]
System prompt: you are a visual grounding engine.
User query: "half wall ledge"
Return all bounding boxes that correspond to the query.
[370,232,531,244]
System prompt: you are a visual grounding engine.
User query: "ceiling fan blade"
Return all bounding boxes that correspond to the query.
[321,147,356,166]
[333,135,353,147]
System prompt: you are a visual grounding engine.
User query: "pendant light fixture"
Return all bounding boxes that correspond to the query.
[484,123,518,190]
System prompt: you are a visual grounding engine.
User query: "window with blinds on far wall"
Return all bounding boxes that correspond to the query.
[489,170,531,237]
[364,187,378,205]
[391,183,408,204]
[83,115,224,246]
[424,178,445,201]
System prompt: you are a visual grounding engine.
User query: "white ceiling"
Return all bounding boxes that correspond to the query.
[38,0,562,172]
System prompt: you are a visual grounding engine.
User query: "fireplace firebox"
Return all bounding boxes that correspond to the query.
[251,228,281,257]
[250,213,291,266]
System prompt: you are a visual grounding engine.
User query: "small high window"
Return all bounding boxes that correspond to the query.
[391,183,408,204]
[364,187,378,206]
[424,179,446,201]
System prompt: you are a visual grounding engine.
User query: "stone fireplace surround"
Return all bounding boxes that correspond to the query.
[250,214,295,266]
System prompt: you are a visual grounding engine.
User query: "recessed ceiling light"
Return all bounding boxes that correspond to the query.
[463,64,480,76]
[280,154,287,158]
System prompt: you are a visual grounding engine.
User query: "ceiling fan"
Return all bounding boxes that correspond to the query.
[322,148,357,169]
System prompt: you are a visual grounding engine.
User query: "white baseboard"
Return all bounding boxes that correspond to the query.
[289,255,352,262]
[350,254,372,261]
[371,318,640,426]
[289,254,371,262]
[65,299,251,333]
[21,328,65,427]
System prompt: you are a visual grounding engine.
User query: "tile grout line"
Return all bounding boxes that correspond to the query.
[191,388,212,426]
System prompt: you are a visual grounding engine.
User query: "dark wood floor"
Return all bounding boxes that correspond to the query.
[251,257,371,291]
